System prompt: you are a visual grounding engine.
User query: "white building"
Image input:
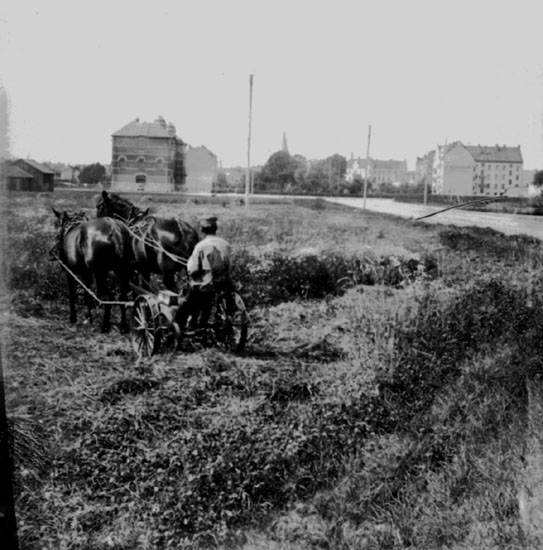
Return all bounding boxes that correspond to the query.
[426,142,525,197]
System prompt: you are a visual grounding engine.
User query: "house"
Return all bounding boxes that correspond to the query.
[184,145,218,194]
[431,142,524,197]
[345,157,370,183]
[416,150,435,187]
[110,116,186,193]
[60,165,81,184]
[371,159,408,186]
[345,157,408,185]
[6,159,55,191]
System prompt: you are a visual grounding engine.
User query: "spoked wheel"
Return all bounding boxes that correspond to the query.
[130,295,162,357]
[215,292,249,352]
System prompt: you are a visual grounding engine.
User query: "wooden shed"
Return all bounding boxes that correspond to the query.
[13,159,55,191]
[2,161,34,191]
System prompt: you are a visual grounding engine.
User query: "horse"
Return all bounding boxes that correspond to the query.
[96,190,199,292]
[52,208,134,333]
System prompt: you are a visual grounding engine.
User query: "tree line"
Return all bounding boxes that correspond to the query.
[216,149,422,197]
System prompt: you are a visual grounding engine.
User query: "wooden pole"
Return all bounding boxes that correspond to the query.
[245,74,253,209]
[0,95,19,549]
[363,124,372,210]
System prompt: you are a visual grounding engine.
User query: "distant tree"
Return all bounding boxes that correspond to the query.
[347,176,367,195]
[214,171,229,193]
[328,154,347,180]
[79,162,106,184]
[304,154,347,195]
[533,170,543,189]
[255,151,306,192]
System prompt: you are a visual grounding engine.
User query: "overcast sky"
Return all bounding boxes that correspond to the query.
[1,0,542,170]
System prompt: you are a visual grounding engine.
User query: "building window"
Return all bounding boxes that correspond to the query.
[135,174,146,192]
[118,155,127,166]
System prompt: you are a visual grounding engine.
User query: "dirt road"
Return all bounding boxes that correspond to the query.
[326,197,543,240]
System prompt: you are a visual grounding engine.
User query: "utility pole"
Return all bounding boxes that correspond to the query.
[0,352,19,550]
[0,89,19,550]
[245,74,253,209]
[363,124,372,210]
[423,157,428,205]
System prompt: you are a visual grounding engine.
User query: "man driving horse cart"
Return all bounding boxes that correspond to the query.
[130,216,248,357]
[174,216,236,337]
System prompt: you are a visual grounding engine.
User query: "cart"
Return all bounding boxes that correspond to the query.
[130,287,249,358]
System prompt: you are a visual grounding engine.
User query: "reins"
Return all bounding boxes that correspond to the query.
[51,251,135,307]
[113,213,189,267]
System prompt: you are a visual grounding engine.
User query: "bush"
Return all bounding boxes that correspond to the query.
[439,226,541,263]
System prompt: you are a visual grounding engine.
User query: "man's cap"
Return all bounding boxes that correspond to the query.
[200,216,218,230]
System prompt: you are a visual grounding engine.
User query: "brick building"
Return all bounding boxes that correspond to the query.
[110,116,186,192]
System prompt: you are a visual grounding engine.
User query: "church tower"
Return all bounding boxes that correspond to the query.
[282,131,289,154]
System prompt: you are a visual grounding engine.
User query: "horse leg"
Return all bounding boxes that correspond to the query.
[118,269,130,334]
[82,272,94,324]
[163,270,177,293]
[95,271,112,333]
[67,273,77,324]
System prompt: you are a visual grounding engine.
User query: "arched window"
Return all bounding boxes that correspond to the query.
[117,155,127,167]
[137,156,145,168]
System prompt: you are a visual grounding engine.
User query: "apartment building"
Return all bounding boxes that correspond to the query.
[419,142,525,197]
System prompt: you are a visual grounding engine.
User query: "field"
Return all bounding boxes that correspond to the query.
[4,190,543,549]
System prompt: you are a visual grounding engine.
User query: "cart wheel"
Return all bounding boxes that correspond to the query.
[130,295,161,357]
[216,293,248,352]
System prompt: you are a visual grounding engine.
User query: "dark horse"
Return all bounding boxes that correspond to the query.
[96,190,199,292]
[52,208,134,333]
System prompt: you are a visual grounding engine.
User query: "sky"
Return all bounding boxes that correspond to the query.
[1,0,543,170]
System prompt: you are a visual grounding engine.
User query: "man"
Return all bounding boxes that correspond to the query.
[174,216,234,334]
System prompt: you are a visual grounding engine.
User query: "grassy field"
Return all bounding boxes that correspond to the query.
[4,190,543,549]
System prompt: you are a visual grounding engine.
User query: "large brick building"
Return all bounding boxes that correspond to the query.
[110,116,219,193]
[110,116,186,192]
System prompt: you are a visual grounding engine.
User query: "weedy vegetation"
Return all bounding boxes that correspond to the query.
[4,190,543,549]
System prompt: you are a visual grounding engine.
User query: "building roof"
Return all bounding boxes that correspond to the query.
[17,158,55,174]
[347,157,370,169]
[112,117,174,138]
[371,159,407,169]
[5,163,33,179]
[463,144,523,163]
